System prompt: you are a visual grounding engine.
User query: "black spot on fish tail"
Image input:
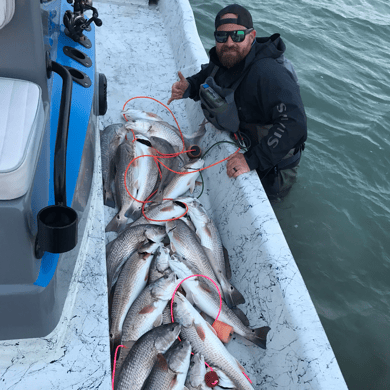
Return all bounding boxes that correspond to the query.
[246,326,271,349]
[224,283,245,308]
[105,213,127,233]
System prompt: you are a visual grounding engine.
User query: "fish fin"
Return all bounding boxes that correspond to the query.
[103,189,116,208]
[245,326,271,349]
[170,242,176,253]
[231,307,250,327]
[222,279,246,308]
[205,322,218,337]
[198,278,212,294]
[138,304,157,315]
[156,353,169,371]
[189,179,196,194]
[105,213,127,233]
[186,288,201,307]
[211,368,236,388]
[168,375,178,389]
[185,118,207,146]
[195,323,206,341]
[235,359,245,373]
[199,311,214,325]
[222,245,232,280]
[195,181,202,186]
[153,313,163,327]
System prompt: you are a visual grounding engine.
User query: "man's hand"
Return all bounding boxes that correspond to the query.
[167,71,189,105]
[226,153,250,178]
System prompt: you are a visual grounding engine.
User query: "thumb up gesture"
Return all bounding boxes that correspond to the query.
[167,71,189,105]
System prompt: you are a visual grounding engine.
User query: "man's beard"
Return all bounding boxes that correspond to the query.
[217,46,246,68]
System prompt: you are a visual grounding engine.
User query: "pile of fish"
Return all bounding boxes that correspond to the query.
[100,110,270,390]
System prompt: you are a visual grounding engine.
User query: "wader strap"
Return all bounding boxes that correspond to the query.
[277,148,301,170]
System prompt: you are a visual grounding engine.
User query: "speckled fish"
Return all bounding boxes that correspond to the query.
[114,323,181,390]
[143,340,192,390]
[110,242,160,353]
[106,224,166,292]
[169,254,270,349]
[126,136,160,221]
[122,108,164,122]
[130,199,187,227]
[172,292,255,390]
[105,138,138,232]
[148,245,172,284]
[185,198,245,308]
[166,219,222,294]
[161,158,204,200]
[100,123,127,208]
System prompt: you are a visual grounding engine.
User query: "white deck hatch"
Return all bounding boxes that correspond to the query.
[0,77,45,200]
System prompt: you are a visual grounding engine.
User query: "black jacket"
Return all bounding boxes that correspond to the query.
[185,34,307,172]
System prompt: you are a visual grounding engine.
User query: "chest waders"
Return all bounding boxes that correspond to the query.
[199,58,304,174]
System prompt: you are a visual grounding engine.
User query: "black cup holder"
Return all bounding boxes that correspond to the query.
[36,206,78,256]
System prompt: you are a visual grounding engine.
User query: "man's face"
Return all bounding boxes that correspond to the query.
[215,13,256,69]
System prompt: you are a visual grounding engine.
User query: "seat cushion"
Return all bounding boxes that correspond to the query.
[0,0,15,29]
[0,77,45,200]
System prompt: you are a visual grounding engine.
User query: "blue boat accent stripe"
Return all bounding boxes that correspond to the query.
[34,0,96,287]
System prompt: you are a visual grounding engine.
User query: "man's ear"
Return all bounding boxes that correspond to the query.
[250,30,257,43]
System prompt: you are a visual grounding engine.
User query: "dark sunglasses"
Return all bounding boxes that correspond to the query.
[214,28,254,43]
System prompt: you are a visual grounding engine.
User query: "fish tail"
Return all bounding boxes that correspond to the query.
[245,326,271,349]
[105,212,128,233]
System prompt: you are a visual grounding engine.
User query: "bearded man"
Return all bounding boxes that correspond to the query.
[168,4,307,200]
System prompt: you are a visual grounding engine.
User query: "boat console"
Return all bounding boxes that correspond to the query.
[0,0,105,340]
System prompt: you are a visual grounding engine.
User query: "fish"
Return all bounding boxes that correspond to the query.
[120,271,180,352]
[148,245,172,284]
[114,323,182,390]
[143,340,192,390]
[100,123,128,208]
[130,199,188,227]
[185,353,208,390]
[172,292,255,390]
[109,242,160,353]
[185,198,245,308]
[148,135,186,203]
[125,119,186,153]
[106,224,166,292]
[105,138,137,232]
[125,136,159,221]
[122,108,164,122]
[166,219,222,296]
[169,254,270,349]
[161,158,204,200]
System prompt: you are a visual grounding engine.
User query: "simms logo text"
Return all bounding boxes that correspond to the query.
[267,103,287,148]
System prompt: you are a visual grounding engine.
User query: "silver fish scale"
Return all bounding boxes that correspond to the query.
[110,251,153,347]
[168,220,221,291]
[127,139,159,218]
[114,140,136,214]
[115,323,181,390]
[143,341,191,390]
[100,124,127,204]
[131,201,186,228]
[179,325,254,390]
[106,224,165,290]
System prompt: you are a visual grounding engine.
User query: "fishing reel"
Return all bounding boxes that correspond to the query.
[63,0,102,48]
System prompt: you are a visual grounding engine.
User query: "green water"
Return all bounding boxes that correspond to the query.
[189,1,390,388]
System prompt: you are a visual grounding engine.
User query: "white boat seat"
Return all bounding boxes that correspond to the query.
[0,0,15,29]
[0,77,45,200]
